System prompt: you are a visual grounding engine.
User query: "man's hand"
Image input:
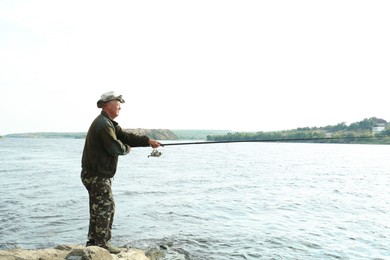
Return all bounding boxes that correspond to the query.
[148,139,161,148]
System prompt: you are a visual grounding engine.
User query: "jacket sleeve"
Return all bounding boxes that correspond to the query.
[115,125,150,147]
[99,124,130,156]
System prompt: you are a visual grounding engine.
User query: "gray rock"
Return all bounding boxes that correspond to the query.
[0,255,27,260]
[0,245,150,260]
[66,246,112,260]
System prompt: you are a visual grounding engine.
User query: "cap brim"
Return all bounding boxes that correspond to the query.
[97,96,125,108]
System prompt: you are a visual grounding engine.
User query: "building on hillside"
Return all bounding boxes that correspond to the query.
[372,123,386,135]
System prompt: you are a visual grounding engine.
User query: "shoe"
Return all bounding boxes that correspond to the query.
[103,244,121,254]
[86,240,95,247]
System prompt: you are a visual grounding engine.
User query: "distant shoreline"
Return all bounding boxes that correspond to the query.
[2,129,232,141]
[3,117,390,145]
[3,132,390,145]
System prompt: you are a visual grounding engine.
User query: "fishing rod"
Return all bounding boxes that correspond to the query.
[160,136,376,146]
[146,136,379,157]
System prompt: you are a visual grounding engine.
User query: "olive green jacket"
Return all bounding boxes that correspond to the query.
[81,111,150,178]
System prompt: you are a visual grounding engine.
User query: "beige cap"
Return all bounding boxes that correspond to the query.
[97,91,125,108]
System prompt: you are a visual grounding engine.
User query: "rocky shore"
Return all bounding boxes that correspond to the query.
[0,244,156,260]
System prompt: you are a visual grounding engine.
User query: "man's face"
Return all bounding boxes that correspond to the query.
[106,100,121,119]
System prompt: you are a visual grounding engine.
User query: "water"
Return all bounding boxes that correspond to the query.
[1,138,390,259]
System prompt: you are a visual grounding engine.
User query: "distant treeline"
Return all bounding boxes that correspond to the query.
[207,117,390,144]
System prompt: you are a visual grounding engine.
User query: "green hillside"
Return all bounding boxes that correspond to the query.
[207,117,390,144]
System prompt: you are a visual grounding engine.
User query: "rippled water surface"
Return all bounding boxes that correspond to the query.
[1,138,390,259]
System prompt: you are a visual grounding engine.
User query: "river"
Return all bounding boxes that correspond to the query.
[0,138,389,259]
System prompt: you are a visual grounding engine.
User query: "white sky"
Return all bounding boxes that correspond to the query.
[1,0,389,135]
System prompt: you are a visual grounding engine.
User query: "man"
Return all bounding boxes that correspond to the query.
[81,91,160,254]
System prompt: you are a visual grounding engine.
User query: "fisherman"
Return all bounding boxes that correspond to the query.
[81,91,160,254]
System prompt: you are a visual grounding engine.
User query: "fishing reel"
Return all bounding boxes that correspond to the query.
[148,148,162,158]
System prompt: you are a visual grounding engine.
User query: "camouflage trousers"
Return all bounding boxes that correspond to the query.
[81,170,115,247]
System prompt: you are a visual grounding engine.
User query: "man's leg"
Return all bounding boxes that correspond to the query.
[82,172,116,249]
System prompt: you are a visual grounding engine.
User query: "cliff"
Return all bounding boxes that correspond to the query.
[125,129,177,140]
[0,244,154,260]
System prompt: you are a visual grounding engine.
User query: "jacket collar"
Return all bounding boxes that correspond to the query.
[101,111,118,126]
